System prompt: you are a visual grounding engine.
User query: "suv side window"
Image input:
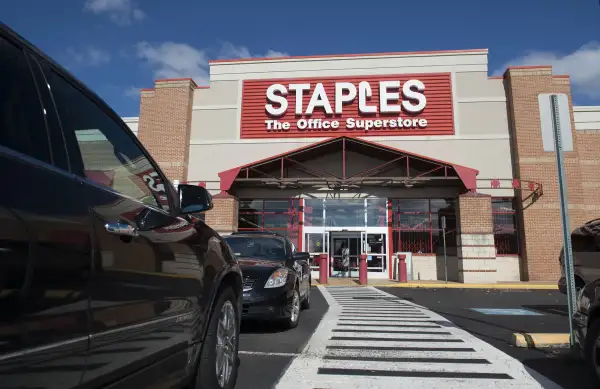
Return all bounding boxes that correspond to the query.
[0,36,51,164]
[42,68,170,211]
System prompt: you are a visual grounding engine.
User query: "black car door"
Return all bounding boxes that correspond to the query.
[0,34,91,389]
[289,240,310,298]
[39,62,206,388]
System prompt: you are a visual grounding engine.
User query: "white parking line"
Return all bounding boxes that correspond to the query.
[273,286,565,389]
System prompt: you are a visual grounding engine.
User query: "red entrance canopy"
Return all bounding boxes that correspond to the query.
[218,136,478,192]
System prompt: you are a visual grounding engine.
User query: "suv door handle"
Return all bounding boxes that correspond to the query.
[105,222,139,237]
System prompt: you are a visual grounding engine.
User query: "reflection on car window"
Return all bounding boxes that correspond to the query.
[225,237,287,260]
[0,36,51,164]
[44,70,169,211]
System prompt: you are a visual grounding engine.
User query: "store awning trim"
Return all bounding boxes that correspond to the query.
[218,136,479,191]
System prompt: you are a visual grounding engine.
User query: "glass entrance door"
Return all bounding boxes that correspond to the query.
[365,233,387,273]
[330,233,360,278]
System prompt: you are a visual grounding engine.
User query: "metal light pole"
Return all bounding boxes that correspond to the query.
[550,94,576,346]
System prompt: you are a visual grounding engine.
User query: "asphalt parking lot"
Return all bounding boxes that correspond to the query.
[236,286,328,389]
[378,287,597,389]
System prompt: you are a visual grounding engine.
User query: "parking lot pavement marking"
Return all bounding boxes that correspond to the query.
[470,308,544,316]
[273,286,565,389]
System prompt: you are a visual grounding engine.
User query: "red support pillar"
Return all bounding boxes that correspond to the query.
[359,254,368,285]
[319,253,328,284]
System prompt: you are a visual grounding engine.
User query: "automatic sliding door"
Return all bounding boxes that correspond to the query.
[366,233,387,273]
[348,236,360,278]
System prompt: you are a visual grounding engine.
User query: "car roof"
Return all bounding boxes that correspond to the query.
[227,232,285,239]
[226,232,288,241]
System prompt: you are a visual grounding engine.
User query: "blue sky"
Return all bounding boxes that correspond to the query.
[2,0,599,117]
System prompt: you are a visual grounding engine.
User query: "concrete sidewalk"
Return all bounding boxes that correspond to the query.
[311,278,558,290]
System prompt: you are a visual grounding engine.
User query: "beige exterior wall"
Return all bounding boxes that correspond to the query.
[181,50,517,196]
[123,49,599,283]
[123,117,139,136]
[574,106,600,131]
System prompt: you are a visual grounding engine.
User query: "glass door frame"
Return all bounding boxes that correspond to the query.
[303,227,329,272]
[328,230,361,278]
[363,229,388,273]
[304,226,388,276]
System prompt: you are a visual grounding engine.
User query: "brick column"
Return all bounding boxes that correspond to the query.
[205,192,239,235]
[457,193,497,283]
[137,78,195,183]
[504,67,585,281]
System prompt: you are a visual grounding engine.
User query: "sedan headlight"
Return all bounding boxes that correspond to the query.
[264,269,289,289]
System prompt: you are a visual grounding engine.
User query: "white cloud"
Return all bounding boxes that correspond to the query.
[494,42,600,100]
[217,42,289,60]
[124,86,141,98]
[84,0,146,26]
[136,41,210,85]
[135,41,289,86]
[67,47,111,66]
[265,49,289,58]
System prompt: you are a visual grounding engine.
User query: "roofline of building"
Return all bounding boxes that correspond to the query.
[574,106,600,111]
[208,48,489,64]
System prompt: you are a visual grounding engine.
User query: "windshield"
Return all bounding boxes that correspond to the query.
[225,236,288,260]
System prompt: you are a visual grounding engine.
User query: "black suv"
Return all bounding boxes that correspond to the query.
[0,23,242,389]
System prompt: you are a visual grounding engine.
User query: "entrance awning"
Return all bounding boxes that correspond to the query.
[218,136,479,192]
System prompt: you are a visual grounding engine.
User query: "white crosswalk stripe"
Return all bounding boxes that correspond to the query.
[274,286,564,389]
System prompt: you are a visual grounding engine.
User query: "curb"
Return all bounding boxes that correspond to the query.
[512,333,571,348]
[373,282,558,290]
[311,282,558,290]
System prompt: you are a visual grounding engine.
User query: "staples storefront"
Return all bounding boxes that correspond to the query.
[130,49,600,283]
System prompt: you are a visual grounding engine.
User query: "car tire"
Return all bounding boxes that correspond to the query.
[584,318,600,384]
[301,281,311,310]
[194,287,240,389]
[282,287,301,329]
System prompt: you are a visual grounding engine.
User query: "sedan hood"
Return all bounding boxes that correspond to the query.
[237,257,286,278]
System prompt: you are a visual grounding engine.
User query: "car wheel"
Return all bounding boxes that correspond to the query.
[584,318,600,384]
[195,287,239,389]
[283,287,301,329]
[301,281,311,310]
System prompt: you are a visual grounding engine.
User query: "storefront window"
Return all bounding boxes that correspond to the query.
[391,198,457,254]
[366,198,387,227]
[492,198,519,255]
[238,198,301,247]
[325,199,364,227]
[304,199,324,227]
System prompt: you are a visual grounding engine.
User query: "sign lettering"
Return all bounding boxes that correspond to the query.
[240,73,454,138]
[264,80,427,132]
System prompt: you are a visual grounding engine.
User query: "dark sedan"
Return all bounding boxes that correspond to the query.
[224,232,311,329]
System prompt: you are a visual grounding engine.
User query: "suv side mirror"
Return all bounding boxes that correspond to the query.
[178,184,213,214]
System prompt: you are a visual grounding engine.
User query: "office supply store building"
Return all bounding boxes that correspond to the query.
[128,48,600,283]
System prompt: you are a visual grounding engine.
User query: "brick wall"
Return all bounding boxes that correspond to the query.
[576,131,600,211]
[137,78,195,183]
[457,193,497,283]
[504,67,586,281]
[458,193,494,233]
[205,192,239,234]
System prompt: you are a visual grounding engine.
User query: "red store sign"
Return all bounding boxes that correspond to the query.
[240,73,454,139]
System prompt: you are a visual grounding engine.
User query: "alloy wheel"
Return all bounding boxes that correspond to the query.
[215,300,237,388]
[291,289,300,323]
